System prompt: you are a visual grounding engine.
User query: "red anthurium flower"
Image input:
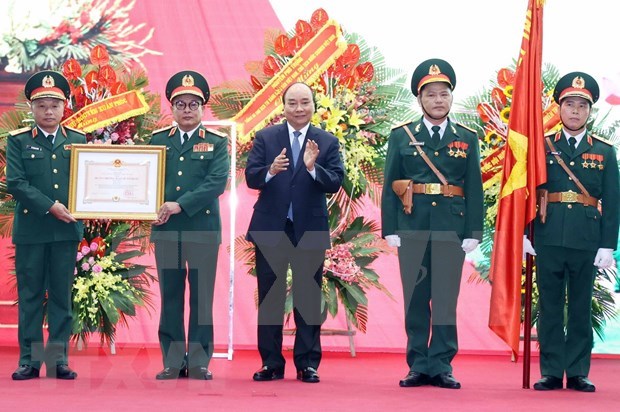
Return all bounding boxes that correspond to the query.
[250,75,263,91]
[78,238,89,254]
[295,19,314,42]
[287,35,304,55]
[90,45,110,66]
[340,44,360,67]
[72,86,86,108]
[477,103,492,123]
[62,58,82,81]
[339,72,359,90]
[84,70,98,90]
[355,62,374,83]
[97,65,117,88]
[263,55,280,76]
[491,87,507,107]
[496,68,515,88]
[274,34,290,56]
[310,8,329,29]
[295,19,313,37]
[110,81,127,95]
[333,59,355,79]
[91,236,106,258]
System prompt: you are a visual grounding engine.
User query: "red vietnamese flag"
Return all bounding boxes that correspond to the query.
[488,0,547,360]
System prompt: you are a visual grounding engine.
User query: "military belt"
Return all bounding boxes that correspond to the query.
[547,191,598,207]
[411,183,464,197]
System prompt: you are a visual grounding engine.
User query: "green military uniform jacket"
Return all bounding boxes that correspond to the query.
[7,125,85,244]
[534,131,619,251]
[381,117,484,240]
[149,125,229,244]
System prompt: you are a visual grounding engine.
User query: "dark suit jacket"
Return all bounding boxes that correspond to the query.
[535,131,619,251]
[7,125,85,244]
[149,125,229,244]
[245,122,344,249]
[381,117,484,240]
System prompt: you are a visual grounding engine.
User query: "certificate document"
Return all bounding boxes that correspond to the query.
[68,145,166,220]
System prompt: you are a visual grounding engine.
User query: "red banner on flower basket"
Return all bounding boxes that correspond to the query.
[233,20,347,140]
[62,90,149,133]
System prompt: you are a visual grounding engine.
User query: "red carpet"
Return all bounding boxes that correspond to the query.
[0,345,618,411]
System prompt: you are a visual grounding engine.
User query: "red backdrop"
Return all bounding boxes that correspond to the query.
[0,0,511,355]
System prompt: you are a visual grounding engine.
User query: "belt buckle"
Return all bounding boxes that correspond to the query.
[560,191,578,203]
[425,183,441,195]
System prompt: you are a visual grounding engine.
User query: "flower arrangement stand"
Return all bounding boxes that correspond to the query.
[76,336,116,355]
[283,317,357,357]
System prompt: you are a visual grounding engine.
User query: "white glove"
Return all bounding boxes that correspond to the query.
[385,234,401,248]
[594,248,614,269]
[461,238,479,253]
[523,235,536,259]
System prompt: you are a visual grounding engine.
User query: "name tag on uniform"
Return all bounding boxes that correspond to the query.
[409,142,424,146]
[546,151,561,155]
[194,143,214,152]
[63,144,72,151]
[26,145,42,151]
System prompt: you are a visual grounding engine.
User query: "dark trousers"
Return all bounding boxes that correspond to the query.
[15,241,77,369]
[398,231,465,377]
[154,240,218,369]
[536,245,597,379]
[255,220,324,371]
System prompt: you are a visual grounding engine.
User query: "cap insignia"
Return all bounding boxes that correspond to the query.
[429,64,441,76]
[572,76,585,89]
[182,75,195,87]
[42,75,55,88]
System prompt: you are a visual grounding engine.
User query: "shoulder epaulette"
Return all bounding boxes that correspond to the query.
[591,134,613,146]
[8,126,31,136]
[391,120,413,130]
[206,128,228,138]
[64,125,85,135]
[152,125,174,135]
[455,122,476,134]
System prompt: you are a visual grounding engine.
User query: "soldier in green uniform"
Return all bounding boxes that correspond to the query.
[528,72,619,392]
[150,70,229,380]
[7,71,86,380]
[381,59,483,389]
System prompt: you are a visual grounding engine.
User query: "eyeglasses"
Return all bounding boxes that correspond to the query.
[173,100,202,111]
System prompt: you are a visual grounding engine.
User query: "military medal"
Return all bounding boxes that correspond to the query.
[447,141,468,158]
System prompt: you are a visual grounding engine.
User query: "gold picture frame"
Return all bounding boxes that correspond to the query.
[68,144,166,220]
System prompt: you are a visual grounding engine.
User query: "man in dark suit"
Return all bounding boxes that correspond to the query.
[7,71,86,380]
[150,71,229,380]
[527,72,619,392]
[246,82,344,383]
[381,59,483,389]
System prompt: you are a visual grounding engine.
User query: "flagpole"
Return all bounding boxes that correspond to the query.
[522,221,535,388]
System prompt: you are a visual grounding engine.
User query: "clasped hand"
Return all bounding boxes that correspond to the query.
[153,201,182,226]
[269,140,320,175]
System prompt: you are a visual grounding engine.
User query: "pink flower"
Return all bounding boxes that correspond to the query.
[76,252,83,261]
[90,242,98,252]
[92,264,103,273]
[110,132,119,142]
[81,262,90,271]
[81,246,91,255]
[88,257,95,265]
[74,267,78,275]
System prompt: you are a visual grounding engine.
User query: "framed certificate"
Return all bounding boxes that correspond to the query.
[68,144,166,220]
